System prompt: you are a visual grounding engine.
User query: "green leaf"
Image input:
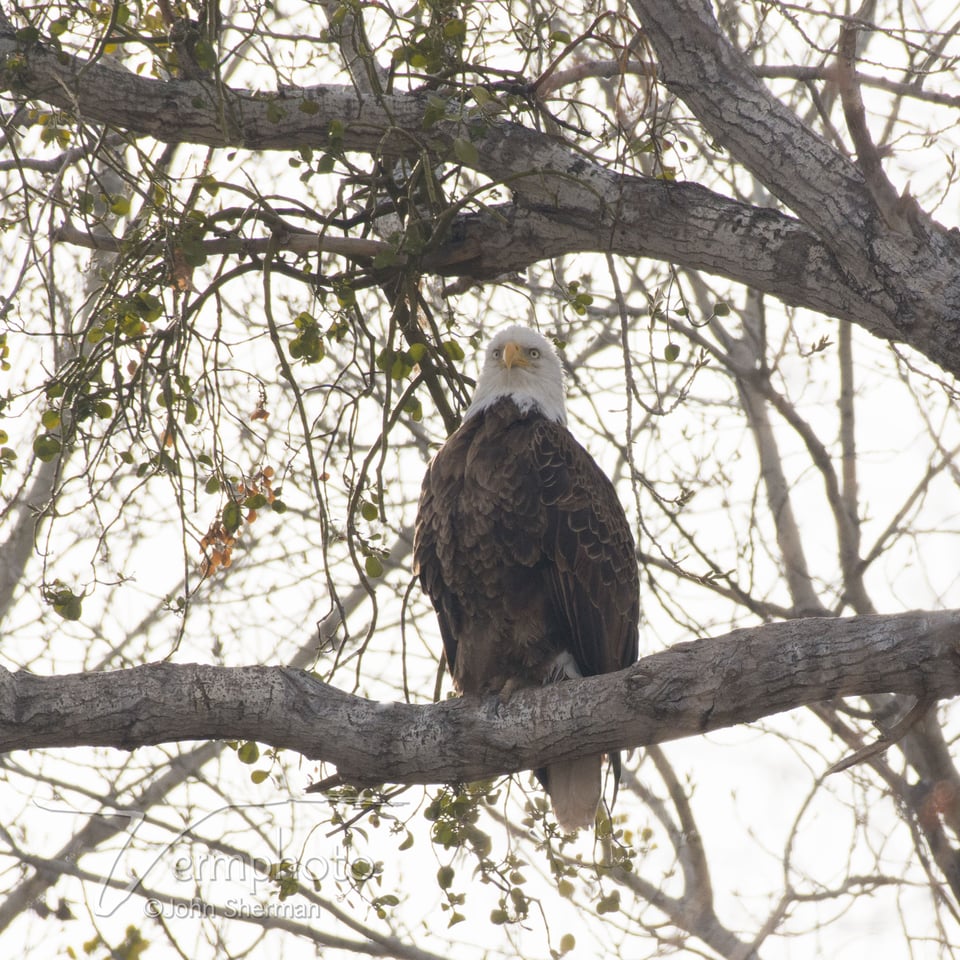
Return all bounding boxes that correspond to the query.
[559,933,576,955]
[360,500,378,521]
[714,301,731,317]
[119,312,145,338]
[471,85,493,105]
[443,19,466,41]
[371,247,399,269]
[351,858,373,881]
[390,356,410,380]
[364,555,383,578]
[135,292,163,322]
[664,343,680,362]
[237,741,259,764]
[222,500,242,533]
[0,430,8,444]
[404,396,423,422]
[422,95,447,130]
[597,890,621,915]
[244,492,268,510]
[41,409,60,429]
[437,865,455,890]
[33,435,61,462]
[205,476,220,495]
[54,595,82,621]
[453,137,479,166]
[251,769,269,784]
[441,340,465,362]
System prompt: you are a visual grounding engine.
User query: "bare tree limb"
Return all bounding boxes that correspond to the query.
[835,8,912,232]
[1,611,958,784]
[629,0,960,370]
[826,694,935,774]
[7,26,960,377]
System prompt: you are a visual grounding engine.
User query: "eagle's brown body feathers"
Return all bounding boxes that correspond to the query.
[415,389,639,829]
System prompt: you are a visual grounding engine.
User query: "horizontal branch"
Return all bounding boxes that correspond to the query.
[6,24,960,375]
[54,221,396,261]
[1,611,958,784]
[0,32,428,154]
[455,198,890,329]
[52,196,888,334]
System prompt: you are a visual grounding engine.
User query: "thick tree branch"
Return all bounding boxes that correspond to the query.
[5,24,960,376]
[51,190,890,340]
[630,0,874,249]
[630,0,960,370]
[1,612,958,784]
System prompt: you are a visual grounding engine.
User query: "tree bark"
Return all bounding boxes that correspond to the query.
[2,611,958,784]
[630,0,960,374]
[5,27,960,376]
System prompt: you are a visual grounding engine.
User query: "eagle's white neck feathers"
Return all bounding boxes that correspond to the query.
[464,325,567,425]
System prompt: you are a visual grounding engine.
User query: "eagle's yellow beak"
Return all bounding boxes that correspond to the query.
[502,341,528,369]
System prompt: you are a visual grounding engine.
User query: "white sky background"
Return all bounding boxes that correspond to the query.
[2,1,960,957]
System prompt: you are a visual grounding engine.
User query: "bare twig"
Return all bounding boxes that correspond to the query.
[826,695,935,774]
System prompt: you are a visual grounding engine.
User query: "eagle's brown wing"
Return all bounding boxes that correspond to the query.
[414,403,638,685]
[532,417,639,679]
[413,422,467,677]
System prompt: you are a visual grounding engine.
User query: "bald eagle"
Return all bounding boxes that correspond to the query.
[414,326,639,830]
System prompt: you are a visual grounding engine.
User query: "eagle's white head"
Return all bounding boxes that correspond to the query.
[465,325,567,425]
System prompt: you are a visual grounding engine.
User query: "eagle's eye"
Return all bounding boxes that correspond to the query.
[492,348,502,360]
[528,348,540,359]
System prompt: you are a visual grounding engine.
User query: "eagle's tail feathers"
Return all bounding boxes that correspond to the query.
[546,755,602,831]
